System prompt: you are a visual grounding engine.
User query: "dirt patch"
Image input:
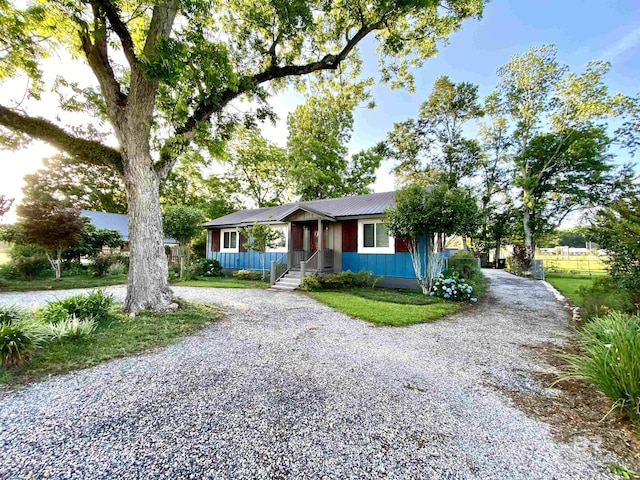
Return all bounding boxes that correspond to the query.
[497,340,640,471]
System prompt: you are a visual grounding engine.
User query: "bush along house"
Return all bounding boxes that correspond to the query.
[204,191,443,290]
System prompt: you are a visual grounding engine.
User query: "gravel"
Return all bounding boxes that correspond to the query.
[0,270,621,479]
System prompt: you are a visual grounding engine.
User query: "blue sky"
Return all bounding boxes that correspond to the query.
[268,0,640,192]
[2,0,639,217]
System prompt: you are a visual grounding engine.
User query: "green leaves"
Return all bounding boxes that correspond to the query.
[162,205,206,245]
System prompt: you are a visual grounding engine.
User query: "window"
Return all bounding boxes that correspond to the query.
[266,225,288,252]
[358,219,394,254]
[221,228,239,253]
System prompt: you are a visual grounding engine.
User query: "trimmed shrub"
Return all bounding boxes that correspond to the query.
[91,253,113,277]
[563,313,640,423]
[39,290,114,325]
[431,272,476,302]
[447,251,480,278]
[233,269,264,280]
[301,270,378,291]
[191,259,223,277]
[45,316,97,341]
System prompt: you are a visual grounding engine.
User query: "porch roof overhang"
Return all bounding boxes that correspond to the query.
[278,204,336,222]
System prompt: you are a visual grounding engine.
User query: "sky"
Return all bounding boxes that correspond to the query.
[1,0,640,221]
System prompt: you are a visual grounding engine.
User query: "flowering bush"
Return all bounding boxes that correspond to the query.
[430,274,477,302]
[191,258,223,277]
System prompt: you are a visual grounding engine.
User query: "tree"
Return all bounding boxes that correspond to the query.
[495,45,634,259]
[591,196,640,303]
[162,206,206,280]
[15,200,86,279]
[513,127,632,250]
[0,195,13,218]
[0,0,484,312]
[555,227,590,248]
[238,223,282,279]
[385,184,479,293]
[287,83,382,200]
[63,223,124,262]
[386,75,483,188]
[23,155,128,213]
[224,127,292,207]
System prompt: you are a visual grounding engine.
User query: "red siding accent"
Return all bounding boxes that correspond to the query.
[395,237,410,253]
[292,224,304,250]
[239,232,247,252]
[342,220,358,252]
[210,229,220,252]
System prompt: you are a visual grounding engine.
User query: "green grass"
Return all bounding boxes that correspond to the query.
[0,299,222,385]
[176,276,270,289]
[308,288,461,326]
[545,273,597,304]
[538,254,608,274]
[0,274,128,292]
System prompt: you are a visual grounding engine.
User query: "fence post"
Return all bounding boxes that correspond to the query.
[270,261,276,286]
[300,260,306,279]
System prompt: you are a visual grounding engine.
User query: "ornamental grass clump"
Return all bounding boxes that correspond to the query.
[45,316,97,341]
[562,313,640,423]
[430,274,477,302]
[0,306,47,367]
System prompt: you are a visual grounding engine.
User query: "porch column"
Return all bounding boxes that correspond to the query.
[287,222,292,269]
[317,218,324,272]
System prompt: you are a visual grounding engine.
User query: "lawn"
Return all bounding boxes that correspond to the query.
[176,276,270,289]
[545,273,597,304]
[538,254,608,275]
[308,288,462,326]
[0,274,128,292]
[0,299,222,385]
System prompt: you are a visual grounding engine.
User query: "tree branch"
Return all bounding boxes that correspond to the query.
[0,105,124,175]
[142,0,178,60]
[92,0,138,69]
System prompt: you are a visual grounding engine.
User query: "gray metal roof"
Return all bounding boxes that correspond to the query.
[203,191,397,227]
[81,210,178,244]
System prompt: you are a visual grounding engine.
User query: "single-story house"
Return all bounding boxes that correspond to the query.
[81,210,178,253]
[203,191,449,290]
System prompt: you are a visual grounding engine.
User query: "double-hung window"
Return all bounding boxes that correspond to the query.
[358,219,394,254]
[221,228,239,253]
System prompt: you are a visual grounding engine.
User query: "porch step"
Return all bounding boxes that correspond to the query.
[272,269,303,290]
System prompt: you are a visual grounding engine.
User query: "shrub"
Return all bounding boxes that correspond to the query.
[191,258,223,277]
[91,253,113,277]
[45,316,97,341]
[62,260,90,275]
[233,269,264,280]
[447,252,480,278]
[430,272,476,302]
[301,270,378,291]
[107,262,127,276]
[562,313,640,423]
[578,276,635,320]
[12,255,52,280]
[40,290,114,325]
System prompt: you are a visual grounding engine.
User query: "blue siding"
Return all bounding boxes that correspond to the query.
[342,252,417,278]
[207,251,288,270]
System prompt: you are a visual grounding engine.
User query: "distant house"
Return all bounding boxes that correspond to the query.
[203,191,452,290]
[81,210,178,252]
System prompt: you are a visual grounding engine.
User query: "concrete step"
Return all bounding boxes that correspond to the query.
[271,284,297,291]
[278,279,301,287]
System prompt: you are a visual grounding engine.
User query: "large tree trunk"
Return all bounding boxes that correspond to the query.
[523,208,535,263]
[122,159,175,313]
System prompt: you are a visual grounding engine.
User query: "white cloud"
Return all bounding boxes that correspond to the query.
[598,26,640,63]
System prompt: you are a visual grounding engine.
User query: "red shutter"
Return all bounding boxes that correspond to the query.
[238,232,247,252]
[292,224,303,250]
[210,229,220,252]
[342,220,358,252]
[395,237,410,252]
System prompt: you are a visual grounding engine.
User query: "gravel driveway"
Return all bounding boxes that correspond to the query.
[0,270,621,479]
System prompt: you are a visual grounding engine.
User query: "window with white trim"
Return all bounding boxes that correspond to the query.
[266,225,288,252]
[357,219,394,254]
[221,228,239,253]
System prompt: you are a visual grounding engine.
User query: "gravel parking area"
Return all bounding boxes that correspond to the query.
[0,270,622,479]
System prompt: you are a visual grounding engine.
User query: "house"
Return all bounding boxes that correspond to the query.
[203,191,442,290]
[81,210,178,254]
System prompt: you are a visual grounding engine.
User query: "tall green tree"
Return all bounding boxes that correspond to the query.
[0,0,485,311]
[224,127,292,207]
[385,184,479,293]
[495,45,635,258]
[287,82,382,200]
[386,75,484,188]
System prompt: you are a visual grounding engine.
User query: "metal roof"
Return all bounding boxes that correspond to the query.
[81,210,178,244]
[203,191,397,227]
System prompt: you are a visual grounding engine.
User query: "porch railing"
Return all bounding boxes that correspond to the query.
[305,250,319,271]
[291,249,306,268]
[270,253,289,285]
